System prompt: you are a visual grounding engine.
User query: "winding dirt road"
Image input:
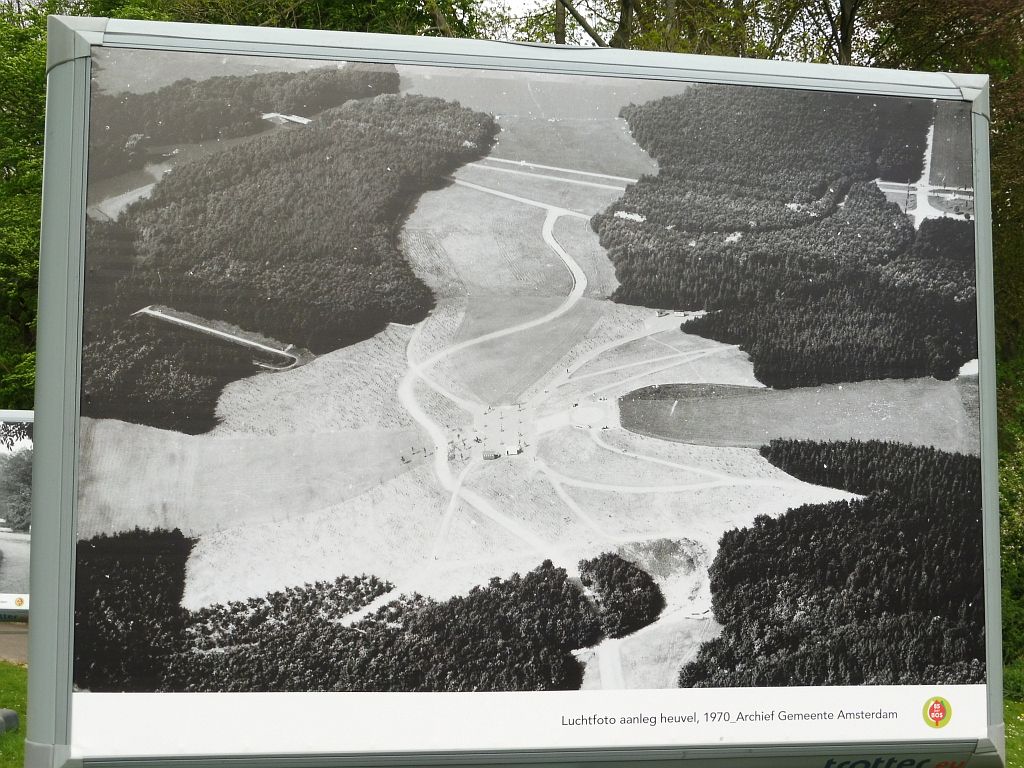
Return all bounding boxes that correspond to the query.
[370,155,854,689]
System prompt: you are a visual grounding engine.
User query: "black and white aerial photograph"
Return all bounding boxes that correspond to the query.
[0,415,32,601]
[74,47,984,694]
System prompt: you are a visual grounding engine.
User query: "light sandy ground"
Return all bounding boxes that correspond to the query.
[519,304,659,403]
[618,614,721,689]
[565,442,856,689]
[403,186,569,298]
[456,163,626,217]
[468,457,607,566]
[214,324,414,436]
[77,418,430,540]
[537,428,712,487]
[185,463,552,608]
[400,66,685,178]
[568,471,852,543]
[407,302,464,365]
[185,464,446,608]
[538,326,761,420]
[450,299,606,405]
[453,296,566,343]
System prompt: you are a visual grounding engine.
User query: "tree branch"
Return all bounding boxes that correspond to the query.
[425,0,456,37]
[557,0,608,46]
[609,0,634,48]
[767,2,801,59]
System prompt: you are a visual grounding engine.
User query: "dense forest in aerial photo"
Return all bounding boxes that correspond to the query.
[593,85,976,387]
[679,439,984,687]
[74,58,984,695]
[75,533,665,693]
[82,63,497,431]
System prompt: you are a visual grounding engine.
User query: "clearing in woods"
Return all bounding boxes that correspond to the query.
[620,377,981,455]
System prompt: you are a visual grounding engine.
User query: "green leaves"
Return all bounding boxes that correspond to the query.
[0,2,54,407]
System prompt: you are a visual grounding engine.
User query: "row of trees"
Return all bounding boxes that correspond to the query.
[594,82,977,387]
[81,87,498,431]
[579,552,664,637]
[187,575,392,651]
[622,86,931,194]
[74,536,677,692]
[678,439,984,687]
[89,64,399,178]
[165,561,603,693]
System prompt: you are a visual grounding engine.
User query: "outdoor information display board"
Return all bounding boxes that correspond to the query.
[30,15,1002,768]
[0,410,32,616]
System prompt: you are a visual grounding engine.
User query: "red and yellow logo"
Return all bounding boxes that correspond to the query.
[923,696,952,728]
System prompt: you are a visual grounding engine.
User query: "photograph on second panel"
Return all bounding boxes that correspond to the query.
[0,413,32,607]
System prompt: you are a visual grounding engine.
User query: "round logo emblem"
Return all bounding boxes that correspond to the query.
[13,597,24,607]
[923,696,952,728]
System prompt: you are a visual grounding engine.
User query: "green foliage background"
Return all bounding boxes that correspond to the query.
[0,658,27,768]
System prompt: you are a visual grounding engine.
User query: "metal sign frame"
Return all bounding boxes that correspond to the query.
[30,15,1000,768]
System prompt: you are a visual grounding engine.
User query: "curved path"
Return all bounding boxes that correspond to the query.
[390,163,861,691]
[536,313,696,397]
[587,429,731,481]
[596,637,625,689]
[574,345,741,401]
[417,183,588,371]
[395,178,593,570]
[537,461,818,495]
[539,466,619,545]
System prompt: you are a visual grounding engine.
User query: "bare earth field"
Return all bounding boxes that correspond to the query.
[559,438,854,689]
[616,614,720,689]
[548,333,760,410]
[214,324,415,435]
[487,117,655,178]
[76,418,430,540]
[400,66,685,177]
[565,460,853,544]
[451,298,606,404]
[621,376,981,455]
[403,187,569,298]
[537,428,713,488]
[456,161,628,216]
[185,464,448,608]
[453,296,565,343]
